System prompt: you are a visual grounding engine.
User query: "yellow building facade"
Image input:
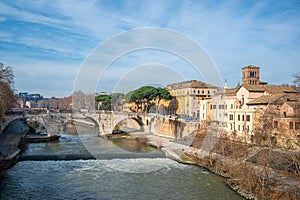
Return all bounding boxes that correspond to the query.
[166,80,218,118]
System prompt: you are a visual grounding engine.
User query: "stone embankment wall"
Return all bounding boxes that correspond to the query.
[154,116,199,139]
[0,119,29,182]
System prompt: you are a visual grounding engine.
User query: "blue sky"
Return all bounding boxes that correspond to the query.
[0,0,299,97]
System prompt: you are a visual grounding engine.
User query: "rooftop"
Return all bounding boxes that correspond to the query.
[166,80,218,90]
[247,93,286,105]
[241,84,298,94]
[242,65,260,69]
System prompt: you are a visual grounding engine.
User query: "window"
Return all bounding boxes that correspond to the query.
[213,105,216,109]
[193,90,196,94]
[242,115,245,121]
[238,125,240,131]
[203,105,205,110]
[296,122,300,130]
[231,104,233,109]
[229,114,233,120]
[238,115,240,121]
[198,90,200,94]
[289,122,294,130]
[219,105,222,109]
[246,115,250,122]
[230,124,233,130]
[202,90,204,94]
[210,105,212,109]
[208,90,210,94]
[274,121,278,129]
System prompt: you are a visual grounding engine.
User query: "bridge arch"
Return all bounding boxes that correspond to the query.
[113,117,144,133]
[84,116,100,128]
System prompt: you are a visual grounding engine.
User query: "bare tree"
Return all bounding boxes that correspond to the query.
[292,72,300,93]
[0,63,16,121]
[72,91,95,111]
[0,63,14,85]
[0,82,16,121]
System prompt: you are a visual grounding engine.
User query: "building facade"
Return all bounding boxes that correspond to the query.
[166,80,218,118]
[207,66,299,144]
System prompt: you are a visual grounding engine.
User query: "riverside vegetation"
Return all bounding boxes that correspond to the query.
[183,122,300,200]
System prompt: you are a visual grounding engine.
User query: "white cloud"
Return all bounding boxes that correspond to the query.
[0,0,299,96]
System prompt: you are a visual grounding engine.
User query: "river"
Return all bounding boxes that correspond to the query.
[0,125,244,200]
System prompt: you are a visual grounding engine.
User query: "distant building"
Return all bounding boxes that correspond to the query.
[25,101,38,108]
[18,92,43,102]
[166,80,218,118]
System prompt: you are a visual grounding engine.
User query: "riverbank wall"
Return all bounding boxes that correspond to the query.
[133,133,300,200]
[0,119,29,183]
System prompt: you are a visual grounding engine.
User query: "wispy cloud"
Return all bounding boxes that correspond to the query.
[0,0,299,96]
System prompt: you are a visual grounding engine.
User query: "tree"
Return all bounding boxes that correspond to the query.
[157,87,172,103]
[0,63,16,121]
[110,93,124,111]
[292,72,300,93]
[0,63,14,85]
[0,82,16,121]
[95,94,111,111]
[127,86,172,113]
[72,91,95,110]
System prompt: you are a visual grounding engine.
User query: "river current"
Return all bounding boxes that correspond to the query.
[0,126,243,200]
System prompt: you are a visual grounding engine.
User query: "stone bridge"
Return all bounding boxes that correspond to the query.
[84,112,200,139]
[2,111,200,139]
[25,112,72,134]
[83,112,156,135]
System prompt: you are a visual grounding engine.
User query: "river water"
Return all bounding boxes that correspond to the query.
[0,126,243,200]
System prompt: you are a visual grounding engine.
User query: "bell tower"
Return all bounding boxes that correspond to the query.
[242,65,260,85]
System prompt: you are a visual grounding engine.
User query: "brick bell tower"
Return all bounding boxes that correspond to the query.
[242,65,261,85]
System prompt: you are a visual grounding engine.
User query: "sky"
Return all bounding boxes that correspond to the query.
[0,0,299,97]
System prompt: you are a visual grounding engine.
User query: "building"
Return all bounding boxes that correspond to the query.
[208,65,299,144]
[25,101,38,108]
[166,80,218,118]
[236,84,298,109]
[210,88,238,125]
[18,92,43,101]
[278,102,300,142]
[242,65,267,85]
